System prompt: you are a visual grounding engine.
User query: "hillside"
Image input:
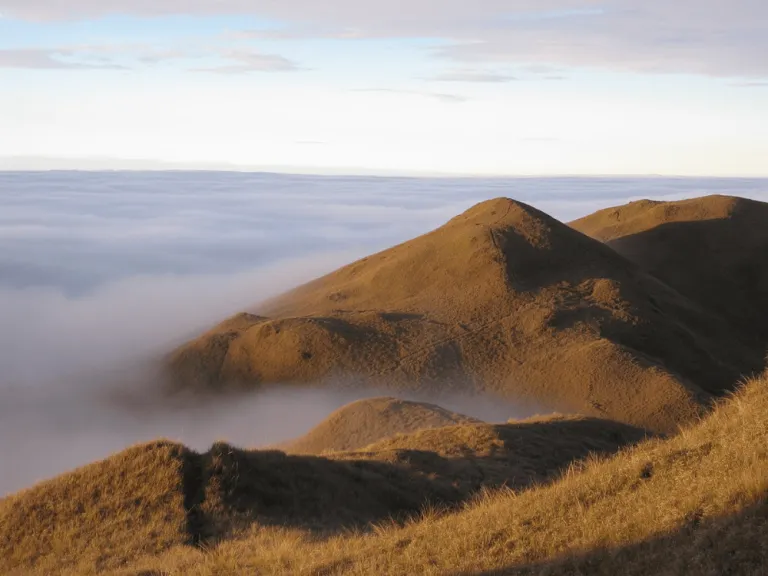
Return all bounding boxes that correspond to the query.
[5,373,765,575]
[0,410,647,575]
[571,194,768,344]
[279,397,481,454]
[116,371,768,576]
[167,197,762,432]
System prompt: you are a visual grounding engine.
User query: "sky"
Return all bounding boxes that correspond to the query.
[1,1,767,175]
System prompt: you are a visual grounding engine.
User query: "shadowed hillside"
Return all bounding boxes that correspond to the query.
[112,371,768,576]
[0,410,647,575]
[167,197,762,432]
[279,397,481,454]
[571,194,768,345]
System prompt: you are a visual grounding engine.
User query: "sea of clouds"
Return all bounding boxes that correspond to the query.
[2,171,767,495]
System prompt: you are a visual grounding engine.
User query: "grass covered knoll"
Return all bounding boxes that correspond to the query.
[570,194,768,345]
[0,442,194,575]
[167,198,764,434]
[118,371,768,575]
[279,396,481,454]
[0,413,646,575]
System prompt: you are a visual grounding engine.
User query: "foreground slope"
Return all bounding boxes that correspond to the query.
[0,412,646,575]
[168,198,760,432]
[121,371,768,576]
[279,397,481,454]
[571,194,768,344]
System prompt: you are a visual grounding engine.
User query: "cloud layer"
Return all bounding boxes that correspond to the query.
[3,1,768,77]
[2,171,768,495]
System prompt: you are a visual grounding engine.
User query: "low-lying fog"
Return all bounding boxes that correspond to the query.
[2,171,767,495]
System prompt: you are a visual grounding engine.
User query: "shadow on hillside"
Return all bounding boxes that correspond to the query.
[594,216,768,396]
[607,213,768,349]
[181,418,648,544]
[454,497,768,576]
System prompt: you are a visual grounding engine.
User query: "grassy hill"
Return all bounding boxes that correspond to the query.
[0,408,647,575]
[6,194,768,575]
[571,194,768,345]
[278,397,481,454]
[119,370,768,576]
[167,197,764,433]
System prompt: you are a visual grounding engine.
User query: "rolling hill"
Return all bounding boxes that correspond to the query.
[167,197,762,432]
[571,194,768,344]
[0,407,647,575]
[120,371,768,575]
[278,397,481,454]
[3,371,766,575]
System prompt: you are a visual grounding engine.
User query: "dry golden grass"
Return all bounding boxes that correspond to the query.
[0,442,193,575]
[6,195,768,575]
[108,371,768,576]
[0,406,647,575]
[571,194,768,345]
[278,396,481,454]
[167,197,764,433]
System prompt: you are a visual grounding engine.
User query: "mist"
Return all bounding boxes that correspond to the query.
[2,171,767,496]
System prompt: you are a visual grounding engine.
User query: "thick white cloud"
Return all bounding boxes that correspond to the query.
[3,1,767,77]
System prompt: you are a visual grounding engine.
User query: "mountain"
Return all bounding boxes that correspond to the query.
[571,194,768,344]
[278,397,481,454]
[168,197,762,432]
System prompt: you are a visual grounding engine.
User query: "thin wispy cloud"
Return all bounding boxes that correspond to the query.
[351,88,468,103]
[191,51,302,74]
[0,43,302,73]
[731,81,768,88]
[0,48,127,70]
[429,69,518,83]
[4,1,768,78]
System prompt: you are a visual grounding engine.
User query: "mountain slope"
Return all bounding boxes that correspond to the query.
[0,412,646,575]
[119,371,768,576]
[168,197,762,432]
[571,194,768,344]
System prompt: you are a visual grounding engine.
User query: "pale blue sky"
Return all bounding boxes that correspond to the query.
[2,1,767,175]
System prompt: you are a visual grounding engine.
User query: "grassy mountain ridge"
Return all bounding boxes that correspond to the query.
[116,370,768,576]
[167,197,765,433]
[0,413,648,575]
[571,194,768,344]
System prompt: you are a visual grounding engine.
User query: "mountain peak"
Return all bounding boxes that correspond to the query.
[166,196,762,432]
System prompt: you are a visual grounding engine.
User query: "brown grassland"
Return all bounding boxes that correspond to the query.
[0,409,648,574]
[3,194,768,574]
[278,396,481,454]
[2,371,765,575]
[167,197,766,433]
[571,194,768,343]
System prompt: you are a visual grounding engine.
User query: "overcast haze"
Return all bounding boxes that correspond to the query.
[2,1,768,175]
